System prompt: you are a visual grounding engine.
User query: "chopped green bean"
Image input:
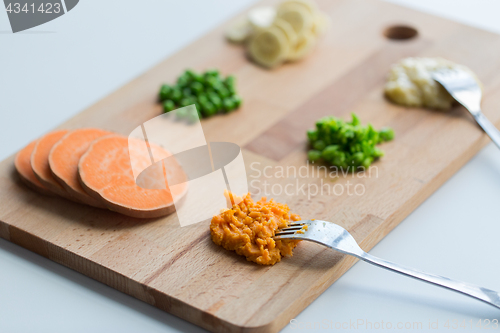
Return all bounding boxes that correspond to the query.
[163,100,175,113]
[190,81,204,95]
[231,95,242,108]
[222,98,236,112]
[308,150,322,162]
[307,113,394,170]
[158,69,242,119]
[159,85,171,101]
[170,87,183,103]
[379,127,395,142]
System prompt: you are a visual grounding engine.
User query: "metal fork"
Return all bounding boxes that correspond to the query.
[432,68,500,149]
[275,220,500,310]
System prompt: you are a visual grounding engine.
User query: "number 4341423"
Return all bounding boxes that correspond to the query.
[5,3,61,14]
[444,319,499,329]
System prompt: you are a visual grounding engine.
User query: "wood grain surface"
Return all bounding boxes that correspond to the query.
[2,0,500,332]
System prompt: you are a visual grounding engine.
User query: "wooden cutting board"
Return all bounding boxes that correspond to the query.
[2,0,500,332]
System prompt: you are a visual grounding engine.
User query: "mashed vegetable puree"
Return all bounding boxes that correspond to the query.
[210,192,301,265]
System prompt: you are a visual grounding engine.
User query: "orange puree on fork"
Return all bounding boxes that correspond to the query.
[210,192,301,265]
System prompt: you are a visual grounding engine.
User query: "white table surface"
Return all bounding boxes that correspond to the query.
[1,1,500,332]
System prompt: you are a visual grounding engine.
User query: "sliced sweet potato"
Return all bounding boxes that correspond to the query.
[78,134,187,218]
[31,130,70,198]
[15,139,53,195]
[49,128,111,208]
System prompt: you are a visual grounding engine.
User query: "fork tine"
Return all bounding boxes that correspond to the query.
[275,227,302,235]
[288,222,305,226]
[274,232,300,239]
[276,222,307,231]
[279,226,303,231]
[274,232,297,237]
[275,224,308,238]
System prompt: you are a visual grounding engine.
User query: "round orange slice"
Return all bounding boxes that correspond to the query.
[31,130,70,198]
[78,135,187,218]
[15,139,53,195]
[50,128,112,208]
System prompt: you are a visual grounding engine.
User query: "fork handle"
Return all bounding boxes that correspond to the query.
[359,252,500,309]
[473,111,500,150]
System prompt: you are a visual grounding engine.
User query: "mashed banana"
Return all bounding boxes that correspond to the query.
[210,193,301,265]
[384,57,480,110]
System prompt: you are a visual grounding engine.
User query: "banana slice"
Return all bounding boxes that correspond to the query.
[248,26,289,68]
[276,3,314,37]
[248,6,276,30]
[278,0,318,15]
[311,12,331,37]
[272,18,298,48]
[225,17,252,43]
[287,31,316,61]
